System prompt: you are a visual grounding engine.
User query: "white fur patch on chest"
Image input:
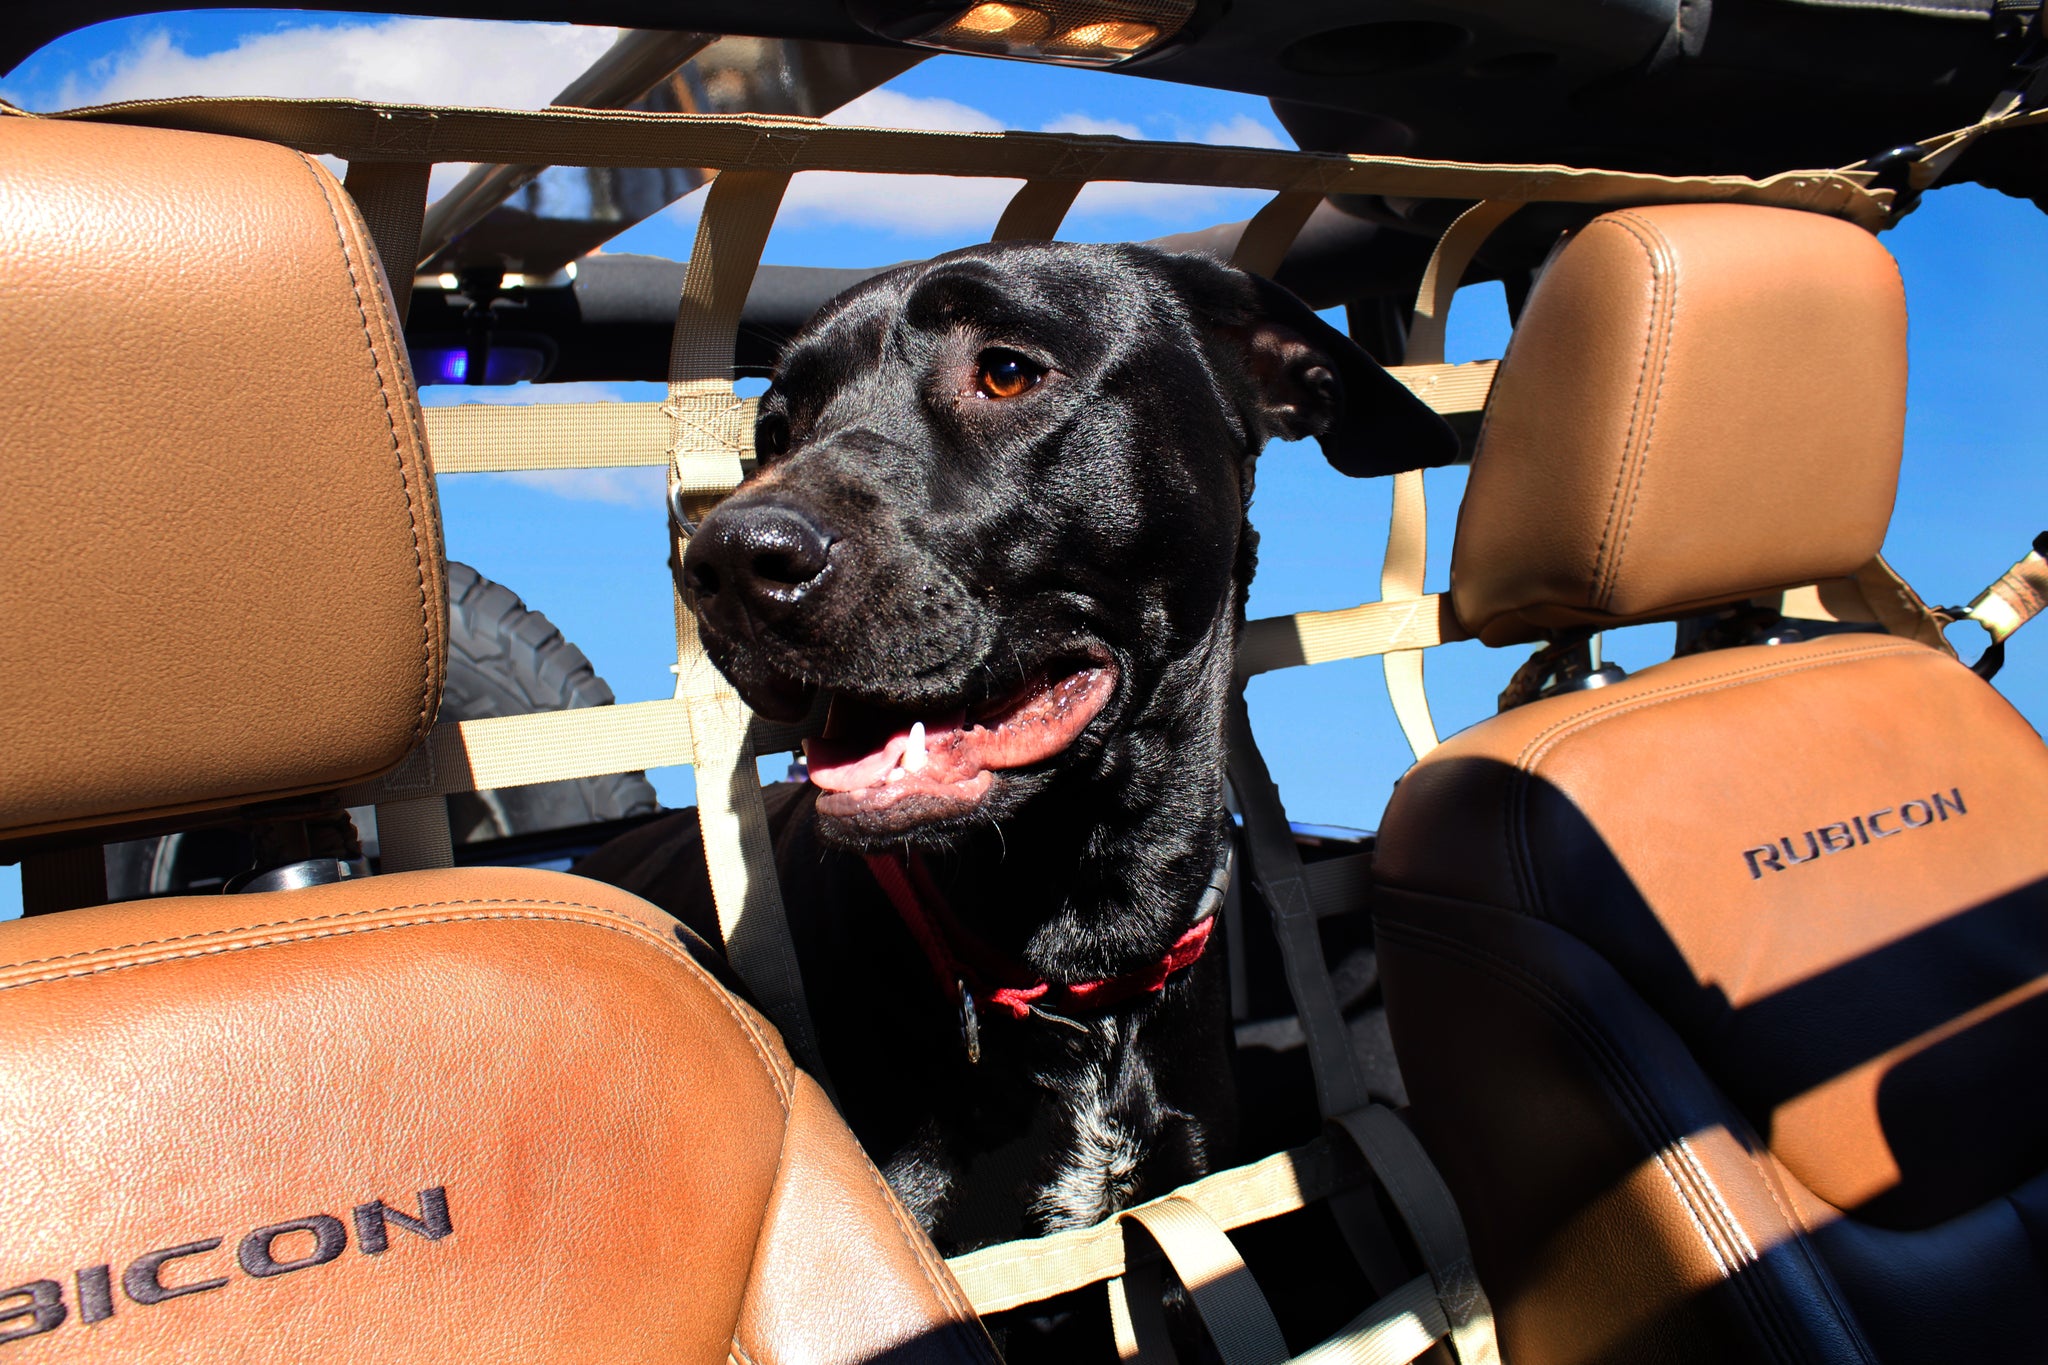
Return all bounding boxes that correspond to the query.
[1029,1051,1147,1231]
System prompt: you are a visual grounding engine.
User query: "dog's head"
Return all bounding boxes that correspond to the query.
[683,241,1453,847]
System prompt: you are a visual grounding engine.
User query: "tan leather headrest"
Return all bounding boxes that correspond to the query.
[1449,204,1906,647]
[0,118,446,842]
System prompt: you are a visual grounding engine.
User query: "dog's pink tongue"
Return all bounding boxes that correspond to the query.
[804,667,1115,798]
[806,727,913,793]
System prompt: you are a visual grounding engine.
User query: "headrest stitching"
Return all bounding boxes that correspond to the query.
[1517,636,1922,775]
[291,151,439,753]
[1586,213,1678,614]
[1602,212,1683,614]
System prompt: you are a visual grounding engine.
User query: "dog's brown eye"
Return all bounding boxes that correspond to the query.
[755,409,790,459]
[976,350,1044,400]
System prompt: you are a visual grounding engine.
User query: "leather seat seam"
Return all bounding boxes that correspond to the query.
[1599,211,1680,607]
[293,150,437,751]
[1581,215,1662,612]
[1654,1140,1825,1365]
[1741,1146,1880,1361]
[1668,1135,1760,1279]
[1512,637,1919,773]
[0,903,794,1113]
[1,894,678,969]
[847,1140,999,1355]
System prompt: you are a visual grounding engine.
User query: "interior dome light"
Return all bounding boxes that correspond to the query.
[895,1,1194,67]
[1061,19,1158,52]
[955,3,1051,39]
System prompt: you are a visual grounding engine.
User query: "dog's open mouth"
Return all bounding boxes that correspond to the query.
[803,662,1117,831]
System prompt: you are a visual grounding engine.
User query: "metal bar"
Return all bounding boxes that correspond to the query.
[419,37,926,275]
[414,28,716,267]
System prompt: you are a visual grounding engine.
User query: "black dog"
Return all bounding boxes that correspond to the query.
[579,240,1452,1252]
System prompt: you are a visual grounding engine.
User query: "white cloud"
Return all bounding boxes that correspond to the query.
[1196,114,1287,150]
[764,91,1291,238]
[42,19,620,203]
[1042,112,1142,139]
[827,87,1005,135]
[48,18,618,111]
[500,467,665,506]
[775,89,1019,235]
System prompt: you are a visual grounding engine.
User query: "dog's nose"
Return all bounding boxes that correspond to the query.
[684,501,835,625]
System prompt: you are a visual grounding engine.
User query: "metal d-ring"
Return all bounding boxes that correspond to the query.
[667,480,699,536]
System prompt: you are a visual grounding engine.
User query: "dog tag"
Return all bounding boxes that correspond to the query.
[959,981,982,1065]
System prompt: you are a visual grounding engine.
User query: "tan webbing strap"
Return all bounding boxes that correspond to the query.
[1238,594,1467,679]
[660,168,832,1086]
[992,178,1084,241]
[1111,1200,1457,1365]
[946,1134,1362,1313]
[1851,555,1958,656]
[344,699,686,802]
[1386,359,1497,414]
[1378,478,1437,761]
[1963,533,2048,644]
[375,793,456,872]
[1332,1107,1498,1365]
[1229,189,1324,276]
[424,401,703,473]
[53,97,1892,231]
[1219,184,1376,1133]
[1228,697,1368,1120]
[1120,1197,1290,1365]
[334,700,817,807]
[1897,103,2048,199]
[1291,1276,1448,1365]
[1380,199,1521,762]
[1108,1265,1171,1365]
[668,169,787,524]
[1405,200,1522,370]
[340,159,432,322]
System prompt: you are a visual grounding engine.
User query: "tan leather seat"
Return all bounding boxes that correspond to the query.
[0,117,993,1364]
[1374,204,2048,1363]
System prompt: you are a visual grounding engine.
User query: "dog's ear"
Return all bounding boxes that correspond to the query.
[1211,268,1460,479]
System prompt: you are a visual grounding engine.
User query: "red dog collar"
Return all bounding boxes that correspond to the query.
[863,848,1217,1051]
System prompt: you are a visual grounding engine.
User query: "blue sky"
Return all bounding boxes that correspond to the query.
[4,12,2043,915]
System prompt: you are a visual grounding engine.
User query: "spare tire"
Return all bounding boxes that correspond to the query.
[440,561,659,843]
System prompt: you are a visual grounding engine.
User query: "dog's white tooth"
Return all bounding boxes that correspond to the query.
[887,768,908,784]
[904,721,929,773]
